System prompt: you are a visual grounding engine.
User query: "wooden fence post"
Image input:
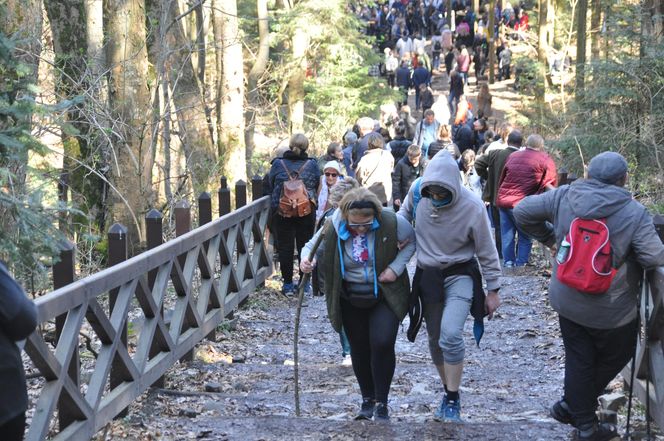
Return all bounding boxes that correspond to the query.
[108,223,129,417]
[235,180,247,210]
[218,177,231,217]
[557,167,568,186]
[198,192,216,342]
[53,240,78,430]
[174,200,195,362]
[251,175,263,201]
[145,209,165,388]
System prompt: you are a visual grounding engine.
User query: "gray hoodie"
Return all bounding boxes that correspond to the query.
[398,151,502,291]
[302,208,415,284]
[514,179,664,329]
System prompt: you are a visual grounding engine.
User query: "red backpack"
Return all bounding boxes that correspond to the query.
[277,159,312,218]
[556,218,616,294]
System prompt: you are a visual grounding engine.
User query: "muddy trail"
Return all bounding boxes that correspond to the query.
[95,258,622,441]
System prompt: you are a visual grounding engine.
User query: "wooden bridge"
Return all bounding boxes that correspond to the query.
[18,178,664,440]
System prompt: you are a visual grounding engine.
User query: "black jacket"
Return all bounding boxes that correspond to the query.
[266,150,321,210]
[389,137,412,165]
[0,262,37,425]
[392,155,424,201]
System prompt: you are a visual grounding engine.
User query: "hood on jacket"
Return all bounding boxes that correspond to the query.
[566,178,633,219]
[420,150,462,207]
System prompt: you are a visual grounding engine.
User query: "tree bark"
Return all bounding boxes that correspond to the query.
[106,0,154,247]
[288,26,308,134]
[575,0,588,101]
[213,0,247,184]
[546,0,555,47]
[166,0,216,193]
[488,0,496,84]
[245,0,270,177]
[537,0,548,102]
[45,0,110,233]
[590,0,602,61]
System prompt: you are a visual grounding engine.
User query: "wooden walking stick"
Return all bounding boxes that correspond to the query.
[293,221,329,417]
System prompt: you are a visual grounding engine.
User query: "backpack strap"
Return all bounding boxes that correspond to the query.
[279,159,294,180]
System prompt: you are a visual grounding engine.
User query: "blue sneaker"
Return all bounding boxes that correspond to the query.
[281,282,296,296]
[434,395,462,422]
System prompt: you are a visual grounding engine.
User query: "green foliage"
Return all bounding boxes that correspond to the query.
[551,2,664,206]
[0,32,66,283]
[269,0,399,146]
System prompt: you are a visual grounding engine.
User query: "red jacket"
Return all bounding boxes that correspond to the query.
[496,148,557,209]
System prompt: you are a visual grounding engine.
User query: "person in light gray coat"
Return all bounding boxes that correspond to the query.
[398,150,502,423]
[513,151,664,441]
[0,262,37,441]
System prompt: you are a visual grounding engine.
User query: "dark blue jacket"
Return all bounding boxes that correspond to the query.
[412,66,431,87]
[0,262,37,425]
[396,66,412,88]
[342,145,355,177]
[267,150,320,210]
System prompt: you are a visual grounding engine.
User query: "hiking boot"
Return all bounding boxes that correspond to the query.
[374,402,390,421]
[573,422,619,441]
[281,282,296,297]
[550,399,573,425]
[354,398,375,420]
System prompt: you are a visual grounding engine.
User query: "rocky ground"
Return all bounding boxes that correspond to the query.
[91,249,659,440]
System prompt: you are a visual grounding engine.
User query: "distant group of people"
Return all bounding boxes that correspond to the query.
[264,116,664,441]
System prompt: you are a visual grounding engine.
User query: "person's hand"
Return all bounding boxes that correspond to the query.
[485,290,501,319]
[300,258,316,273]
[394,198,402,207]
[397,238,411,250]
[378,267,397,283]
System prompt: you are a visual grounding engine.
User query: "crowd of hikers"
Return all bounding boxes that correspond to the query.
[259,1,664,440]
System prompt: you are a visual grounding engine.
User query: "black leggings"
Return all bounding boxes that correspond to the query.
[0,412,26,441]
[274,212,315,284]
[341,299,399,404]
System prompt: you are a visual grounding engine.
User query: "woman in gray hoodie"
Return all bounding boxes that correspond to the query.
[398,150,502,423]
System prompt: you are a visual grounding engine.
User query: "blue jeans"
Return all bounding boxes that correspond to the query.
[499,207,532,266]
[448,92,459,117]
[339,326,351,357]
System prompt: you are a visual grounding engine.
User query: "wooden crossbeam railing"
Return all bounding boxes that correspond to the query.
[622,266,664,430]
[23,195,272,441]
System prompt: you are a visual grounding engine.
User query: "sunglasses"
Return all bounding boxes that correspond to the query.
[325,172,338,177]
[348,220,374,228]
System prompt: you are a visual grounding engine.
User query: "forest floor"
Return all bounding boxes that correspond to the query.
[93,250,658,441]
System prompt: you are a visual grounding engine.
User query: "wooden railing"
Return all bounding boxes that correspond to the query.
[622,266,664,430]
[23,177,272,440]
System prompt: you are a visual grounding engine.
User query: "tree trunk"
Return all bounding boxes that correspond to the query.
[537,0,548,102]
[575,0,588,100]
[245,0,270,177]
[590,0,601,61]
[213,0,247,185]
[546,0,555,47]
[654,0,664,43]
[166,0,216,193]
[85,0,112,233]
[488,0,496,84]
[106,0,154,248]
[288,26,308,134]
[45,0,109,233]
[447,0,453,27]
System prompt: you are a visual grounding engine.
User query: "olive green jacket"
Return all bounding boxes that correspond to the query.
[323,210,411,332]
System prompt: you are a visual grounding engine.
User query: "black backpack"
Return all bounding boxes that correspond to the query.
[433,40,442,52]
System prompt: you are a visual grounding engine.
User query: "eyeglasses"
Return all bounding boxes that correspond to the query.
[348,221,374,228]
[325,172,338,177]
